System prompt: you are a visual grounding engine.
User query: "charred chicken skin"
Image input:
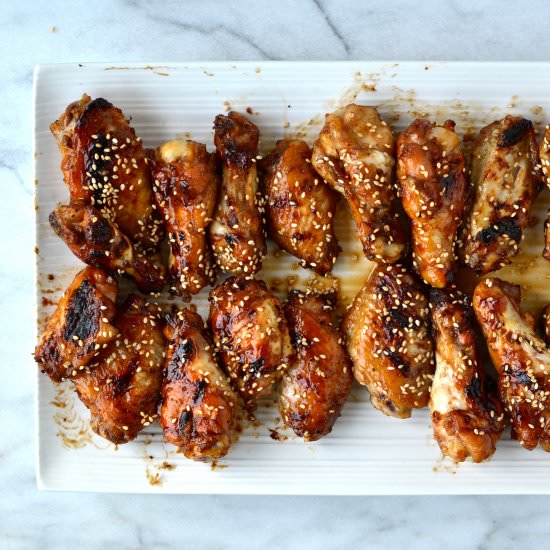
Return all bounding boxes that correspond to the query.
[280,290,353,441]
[473,278,550,451]
[430,287,504,462]
[49,203,165,293]
[50,94,163,251]
[538,125,550,259]
[160,308,238,459]
[34,266,118,382]
[397,119,469,288]
[152,140,219,296]
[461,116,543,274]
[209,112,266,275]
[311,104,407,263]
[209,276,293,408]
[343,264,435,418]
[73,295,165,444]
[262,140,340,274]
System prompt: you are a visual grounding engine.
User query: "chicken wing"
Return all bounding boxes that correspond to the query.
[34,266,118,382]
[209,276,293,408]
[396,119,469,288]
[50,94,163,251]
[152,140,218,296]
[262,140,339,274]
[280,290,352,440]
[49,203,165,293]
[473,278,550,451]
[538,125,550,259]
[311,104,407,263]
[73,295,165,444]
[429,287,504,462]
[209,112,266,275]
[160,308,238,459]
[342,264,434,418]
[461,116,543,274]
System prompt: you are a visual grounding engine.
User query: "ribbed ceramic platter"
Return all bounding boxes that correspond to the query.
[34,62,550,494]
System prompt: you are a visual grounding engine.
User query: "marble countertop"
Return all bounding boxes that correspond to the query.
[3,0,550,548]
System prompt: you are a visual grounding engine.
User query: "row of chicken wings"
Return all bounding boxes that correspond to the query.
[35,93,550,463]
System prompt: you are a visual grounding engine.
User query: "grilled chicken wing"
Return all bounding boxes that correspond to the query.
[49,203,165,293]
[50,94,163,251]
[397,119,468,287]
[429,287,504,462]
[209,276,293,408]
[342,264,435,418]
[160,308,238,459]
[473,278,550,451]
[152,140,218,296]
[209,112,266,275]
[34,267,118,382]
[262,140,339,274]
[538,125,550,259]
[73,295,165,444]
[280,290,353,440]
[461,116,543,274]
[311,104,407,263]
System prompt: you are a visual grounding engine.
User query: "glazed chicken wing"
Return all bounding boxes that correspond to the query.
[152,140,219,296]
[50,94,163,251]
[209,112,266,275]
[160,308,238,459]
[397,119,469,288]
[209,276,293,408]
[34,266,118,382]
[311,104,407,263]
[473,278,550,451]
[461,116,542,274]
[49,203,165,293]
[280,290,353,440]
[262,140,339,274]
[342,264,435,418]
[429,287,504,462]
[73,295,165,444]
[538,125,550,259]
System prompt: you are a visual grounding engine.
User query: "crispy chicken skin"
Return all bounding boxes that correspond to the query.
[34,267,118,382]
[538,125,550,259]
[73,295,165,444]
[311,104,407,263]
[160,308,238,459]
[461,116,543,274]
[342,264,435,418]
[209,112,266,275]
[429,287,504,462]
[473,278,550,451]
[280,290,353,441]
[209,276,293,408]
[49,203,165,293]
[262,140,340,274]
[152,140,219,296]
[397,119,469,288]
[50,94,163,251]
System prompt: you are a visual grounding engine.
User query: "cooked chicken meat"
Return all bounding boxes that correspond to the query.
[311,104,407,263]
[397,119,469,288]
[342,264,435,418]
[461,116,542,274]
[538,125,550,259]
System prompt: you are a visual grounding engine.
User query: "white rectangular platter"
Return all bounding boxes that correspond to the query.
[34,61,550,494]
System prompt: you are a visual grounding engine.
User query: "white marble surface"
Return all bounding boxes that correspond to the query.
[3,0,550,548]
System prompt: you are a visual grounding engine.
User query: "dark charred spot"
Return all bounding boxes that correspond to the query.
[168,340,195,378]
[224,233,239,247]
[87,216,114,245]
[476,217,521,244]
[193,379,207,404]
[386,308,409,329]
[178,410,192,435]
[466,375,482,405]
[383,348,411,376]
[439,172,456,197]
[248,358,265,377]
[214,113,258,170]
[513,370,535,385]
[498,118,531,148]
[109,359,139,397]
[63,279,100,343]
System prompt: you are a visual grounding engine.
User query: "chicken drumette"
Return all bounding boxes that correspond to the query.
[160,308,238,459]
[209,276,293,408]
[311,104,407,263]
[396,119,469,288]
[280,290,353,441]
[342,264,435,418]
[430,287,504,462]
[152,140,219,296]
[262,139,340,274]
[461,116,543,274]
[209,112,266,275]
